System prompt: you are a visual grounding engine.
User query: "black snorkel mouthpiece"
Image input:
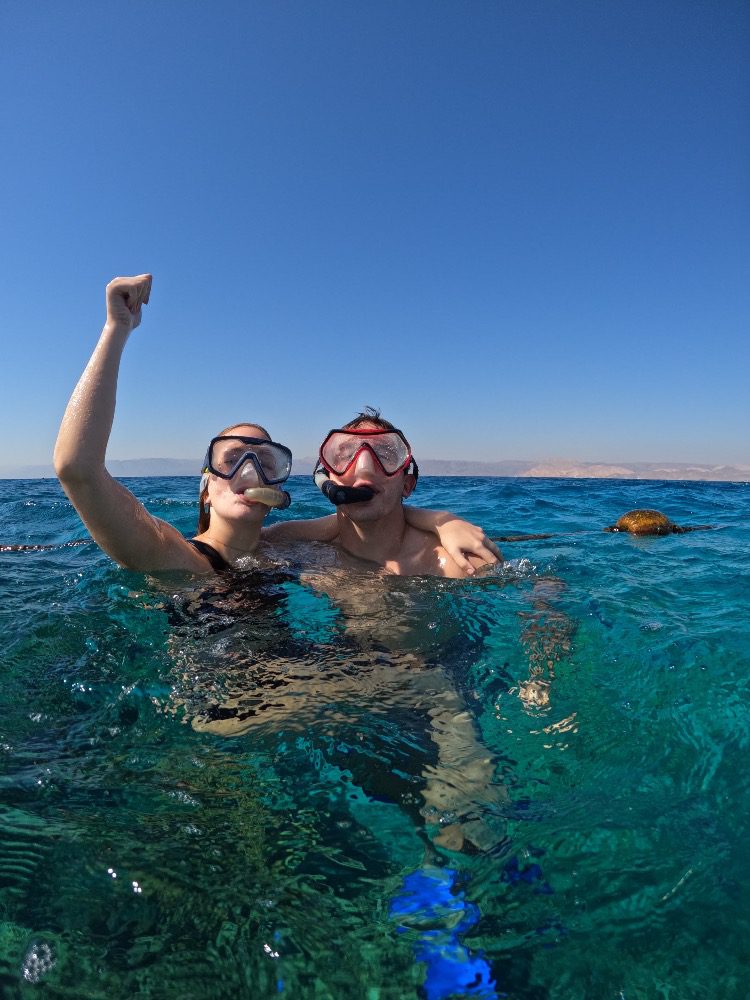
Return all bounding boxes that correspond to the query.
[323,481,376,505]
[314,466,375,506]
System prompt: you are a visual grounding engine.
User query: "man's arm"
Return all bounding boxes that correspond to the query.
[404,507,502,573]
[515,577,575,709]
[262,514,339,543]
[54,275,206,573]
[264,508,502,574]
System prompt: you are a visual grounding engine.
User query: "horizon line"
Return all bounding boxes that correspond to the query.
[2,455,749,484]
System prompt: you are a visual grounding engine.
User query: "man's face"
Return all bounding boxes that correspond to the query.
[328,422,416,522]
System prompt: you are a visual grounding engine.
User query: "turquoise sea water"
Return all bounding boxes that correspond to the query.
[1,475,748,999]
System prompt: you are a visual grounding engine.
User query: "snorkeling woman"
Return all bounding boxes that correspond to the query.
[54,274,499,574]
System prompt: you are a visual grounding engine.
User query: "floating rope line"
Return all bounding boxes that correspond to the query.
[0,539,91,553]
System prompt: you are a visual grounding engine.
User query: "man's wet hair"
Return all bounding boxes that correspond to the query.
[342,406,397,432]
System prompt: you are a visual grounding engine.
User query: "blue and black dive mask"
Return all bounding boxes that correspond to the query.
[202,435,293,509]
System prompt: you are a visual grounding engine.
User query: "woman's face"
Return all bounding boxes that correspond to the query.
[206,424,273,527]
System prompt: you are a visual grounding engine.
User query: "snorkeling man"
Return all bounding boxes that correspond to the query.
[267,409,501,577]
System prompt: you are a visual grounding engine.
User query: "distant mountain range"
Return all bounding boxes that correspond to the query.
[416,458,750,482]
[3,456,749,482]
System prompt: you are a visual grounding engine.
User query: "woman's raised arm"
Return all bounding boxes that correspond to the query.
[54,275,205,572]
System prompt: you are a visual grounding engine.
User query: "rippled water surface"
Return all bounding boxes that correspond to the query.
[1,475,748,998]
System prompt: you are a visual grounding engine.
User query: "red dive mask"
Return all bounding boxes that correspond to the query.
[318,428,414,477]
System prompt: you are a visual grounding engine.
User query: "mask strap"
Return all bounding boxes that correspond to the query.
[313,465,329,493]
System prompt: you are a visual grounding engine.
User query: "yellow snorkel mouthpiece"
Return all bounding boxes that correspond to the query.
[236,459,292,507]
[243,486,292,509]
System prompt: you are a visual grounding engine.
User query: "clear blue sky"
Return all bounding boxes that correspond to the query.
[2,0,748,470]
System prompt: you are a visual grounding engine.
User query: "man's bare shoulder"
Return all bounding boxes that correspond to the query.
[390,527,471,578]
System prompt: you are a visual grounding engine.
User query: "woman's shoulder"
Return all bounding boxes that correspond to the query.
[185,537,231,572]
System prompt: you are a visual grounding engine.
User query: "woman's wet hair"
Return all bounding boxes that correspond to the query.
[197,422,272,533]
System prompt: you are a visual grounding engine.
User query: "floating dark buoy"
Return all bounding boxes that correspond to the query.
[604,509,713,536]
[604,509,679,535]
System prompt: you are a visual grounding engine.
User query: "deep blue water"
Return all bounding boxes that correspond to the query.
[1,475,749,999]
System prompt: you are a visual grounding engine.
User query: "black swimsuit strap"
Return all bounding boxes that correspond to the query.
[186,538,232,572]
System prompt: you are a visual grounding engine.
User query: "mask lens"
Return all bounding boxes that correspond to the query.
[210,439,247,476]
[370,435,409,472]
[322,433,359,471]
[252,442,292,482]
